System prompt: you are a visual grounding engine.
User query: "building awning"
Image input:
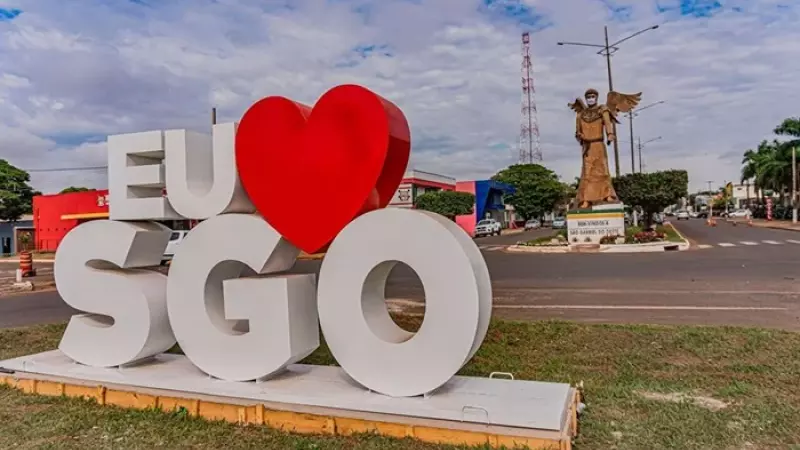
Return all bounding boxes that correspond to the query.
[60,212,110,220]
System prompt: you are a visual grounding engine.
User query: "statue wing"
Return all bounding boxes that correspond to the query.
[606,91,642,120]
[568,98,586,113]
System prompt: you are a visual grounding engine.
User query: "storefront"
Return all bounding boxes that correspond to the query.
[455,180,516,236]
[388,169,457,208]
[0,215,34,255]
[33,189,190,252]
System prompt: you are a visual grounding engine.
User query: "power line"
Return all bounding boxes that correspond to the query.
[26,166,108,173]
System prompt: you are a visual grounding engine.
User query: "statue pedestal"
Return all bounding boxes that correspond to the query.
[567,203,626,245]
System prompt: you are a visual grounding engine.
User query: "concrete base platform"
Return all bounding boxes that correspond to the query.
[0,351,579,449]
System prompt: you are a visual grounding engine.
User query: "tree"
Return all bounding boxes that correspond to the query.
[0,159,39,221]
[414,190,475,220]
[60,186,91,194]
[739,118,800,207]
[492,164,567,220]
[613,170,688,226]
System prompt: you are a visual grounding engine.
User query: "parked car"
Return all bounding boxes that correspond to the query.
[162,230,190,265]
[474,219,502,237]
[552,217,567,229]
[676,210,690,221]
[652,213,664,225]
[728,209,751,218]
[695,211,709,219]
[524,219,541,230]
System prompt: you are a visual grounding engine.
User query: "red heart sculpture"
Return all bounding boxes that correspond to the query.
[235,84,410,254]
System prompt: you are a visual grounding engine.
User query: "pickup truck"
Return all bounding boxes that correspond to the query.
[474,219,502,237]
[161,230,190,265]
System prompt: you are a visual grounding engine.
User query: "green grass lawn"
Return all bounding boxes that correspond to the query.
[2,319,800,449]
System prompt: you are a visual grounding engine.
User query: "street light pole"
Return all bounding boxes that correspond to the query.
[603,27,621,177]
[626,100,665,173]
[637,136,662,173]
[557,24,659,178]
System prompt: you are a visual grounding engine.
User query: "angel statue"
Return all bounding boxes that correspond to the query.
[569,88,641,209]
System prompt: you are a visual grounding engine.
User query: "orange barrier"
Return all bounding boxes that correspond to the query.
[18,251,35,277]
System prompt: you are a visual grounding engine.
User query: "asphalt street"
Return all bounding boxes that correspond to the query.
[2,221,799,330]
[673,217,800,250]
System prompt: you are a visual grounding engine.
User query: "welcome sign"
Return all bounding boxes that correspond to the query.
[1,85,577,448]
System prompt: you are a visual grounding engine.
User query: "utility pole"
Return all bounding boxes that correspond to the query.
[558,24,659,178]
[706,180,714,219]
[793,146,797,224]
[628,113,635,173]
[211,107,217,125]
[637,138,642,173]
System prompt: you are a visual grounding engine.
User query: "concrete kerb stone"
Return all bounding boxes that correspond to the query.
[507,223,690,254]
[506,245,570,254]
[728,218,800,232]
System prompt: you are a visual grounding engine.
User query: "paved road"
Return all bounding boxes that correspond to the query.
[2,235,799,331]
[673,218,800,251]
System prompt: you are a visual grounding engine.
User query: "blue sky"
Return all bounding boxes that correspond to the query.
[0,0,798,192]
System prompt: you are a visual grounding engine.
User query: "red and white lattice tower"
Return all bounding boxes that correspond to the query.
[518,32,542,164]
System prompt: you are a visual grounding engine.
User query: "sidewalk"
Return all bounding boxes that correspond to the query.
[729,218,800,232]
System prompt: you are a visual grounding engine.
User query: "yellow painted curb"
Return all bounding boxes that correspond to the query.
[0,375,578,449]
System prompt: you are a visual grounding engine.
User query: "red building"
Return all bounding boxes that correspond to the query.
[33,190,110,252]
[33,189,191,252]
[388,170,456,208]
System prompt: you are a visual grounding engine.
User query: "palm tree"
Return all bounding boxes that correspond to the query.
[741,148,759,203]
[774,118,800,207]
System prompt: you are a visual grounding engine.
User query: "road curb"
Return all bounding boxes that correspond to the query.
[663,222,692,251]
[727,219,800,232]
[506,245,570,254]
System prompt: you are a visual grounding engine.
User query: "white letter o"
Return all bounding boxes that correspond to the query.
[317,208,492,397]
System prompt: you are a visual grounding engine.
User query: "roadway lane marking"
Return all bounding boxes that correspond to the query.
[787,240,800,244]
[479,245,506,251]
[762,240,781,245]
[696,244,713,249]
[717,243,736,247]
[740,241,759,246]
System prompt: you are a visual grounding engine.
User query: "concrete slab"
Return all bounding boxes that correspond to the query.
[0,350,574,433]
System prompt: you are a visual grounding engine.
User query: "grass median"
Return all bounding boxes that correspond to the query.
[1,319,799,449]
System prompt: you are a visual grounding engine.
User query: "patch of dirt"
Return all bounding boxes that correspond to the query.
[636,390,729,411]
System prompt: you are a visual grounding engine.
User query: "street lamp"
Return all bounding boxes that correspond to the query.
[626,100,665,173]
[557,24,660,178]
[637,136,662,173]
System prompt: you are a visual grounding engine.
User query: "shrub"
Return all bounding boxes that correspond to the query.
[599,235,622,245]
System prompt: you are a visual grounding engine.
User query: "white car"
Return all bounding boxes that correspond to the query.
[162,230,190,265]
[676,210,690,220]
[524,219,540,230]
[728,209,751,218]
[552,217,567,229]
[474,219,502,237]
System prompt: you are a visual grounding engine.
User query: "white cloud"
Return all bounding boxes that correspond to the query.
[0,0,797,193]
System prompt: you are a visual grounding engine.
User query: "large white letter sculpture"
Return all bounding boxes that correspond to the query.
[57,115,493,397]
[108,131,181,221]
[164,123,255,219]
[318,209,491,397]
[55,220,176,367]
[166,213,318,381]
